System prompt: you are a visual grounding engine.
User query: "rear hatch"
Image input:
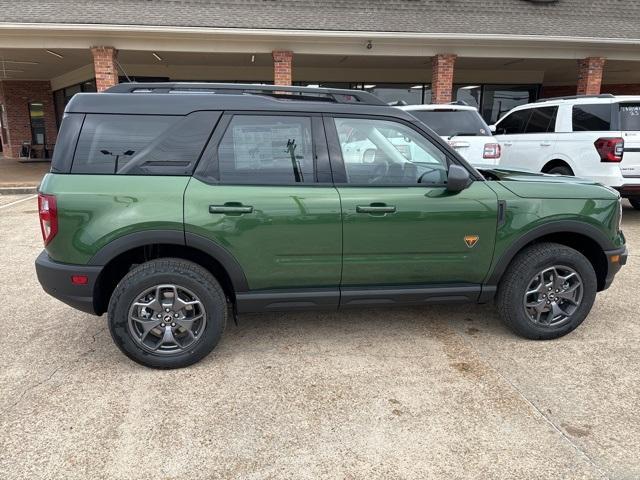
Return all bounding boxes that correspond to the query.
[618,102,640,178]
[409,109,500,165]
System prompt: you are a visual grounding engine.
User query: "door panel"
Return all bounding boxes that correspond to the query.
[337,181,499,286]
[184,179,342,290]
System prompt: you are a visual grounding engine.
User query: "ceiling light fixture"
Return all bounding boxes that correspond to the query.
[2,60,39,65]
[45,49,64,59]
[461,85,481,90]
[364,84,376,89]
[411,85,423,89]
[152,52,163,62]
[251,54,255,63]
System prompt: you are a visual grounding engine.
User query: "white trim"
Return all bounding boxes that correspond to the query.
[0,22,640,45]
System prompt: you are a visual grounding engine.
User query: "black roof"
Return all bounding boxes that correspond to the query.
[66,84,415,119]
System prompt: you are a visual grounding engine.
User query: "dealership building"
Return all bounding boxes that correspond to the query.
[1,0,640,158]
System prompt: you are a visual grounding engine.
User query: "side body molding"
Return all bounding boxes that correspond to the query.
[87,229,249,293]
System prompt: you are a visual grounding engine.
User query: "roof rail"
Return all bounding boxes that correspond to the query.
[104,82,387,106]
[536,93,615,103]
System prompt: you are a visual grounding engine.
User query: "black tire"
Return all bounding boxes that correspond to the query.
[108,258,227,369]
[629,198,640,210]
[547,165,573,176]
[496,242,597,340]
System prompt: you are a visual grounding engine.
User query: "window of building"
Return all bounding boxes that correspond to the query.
[53,79,98,127]
[410,109,491,137]
[477,85,539,124]
[217,115,315,184]
[361,83,427,105]
[334,117,448,185]
[524,106,558,133]
[572,104,612,131]
[28,102,46,145]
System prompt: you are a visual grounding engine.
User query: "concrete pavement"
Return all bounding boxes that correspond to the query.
[0,197,638,479]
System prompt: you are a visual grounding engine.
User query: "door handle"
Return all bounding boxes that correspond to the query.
[356,204,396,214]
[209,203,253,214]
[503,142,513,147]
[540,142,552,147]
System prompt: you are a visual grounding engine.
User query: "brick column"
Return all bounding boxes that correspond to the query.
[577,57,605,96]
[0,81,58,158]
[431,54,457,104]
[272,50,293,86]
[91,46,119,92]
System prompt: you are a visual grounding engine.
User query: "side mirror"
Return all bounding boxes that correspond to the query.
[446,164,472,193]
[489,124,497,133]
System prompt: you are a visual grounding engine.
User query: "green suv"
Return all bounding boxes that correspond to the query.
[36,83,628,368]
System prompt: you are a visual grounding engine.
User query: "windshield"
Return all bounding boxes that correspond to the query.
[410,109,491,137]
[619,103,640,131]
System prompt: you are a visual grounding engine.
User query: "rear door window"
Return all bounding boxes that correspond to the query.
[72,112,218,175]
[524,106,557,133]
[496,109,530,134]
[572,104,612,131]
[409,109,491,137]
[619,103,640,131]
[217,115,316,184]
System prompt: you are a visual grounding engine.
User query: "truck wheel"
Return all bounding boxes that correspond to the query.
[108,258,227,369]
[497,243,597,340]
[547,165,573,176]
[629,198,640,210]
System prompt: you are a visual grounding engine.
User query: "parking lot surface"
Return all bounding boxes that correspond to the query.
[1,195,639,480]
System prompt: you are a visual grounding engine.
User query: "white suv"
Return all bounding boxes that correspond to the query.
[400,104,501,165]
[491,94,640,208]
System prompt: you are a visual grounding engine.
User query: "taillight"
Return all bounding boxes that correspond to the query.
[594,137,624,162]
[483,143,501,159]
[38,193,58,246]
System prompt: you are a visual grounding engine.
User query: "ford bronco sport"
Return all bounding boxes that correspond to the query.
[36,83,627,369]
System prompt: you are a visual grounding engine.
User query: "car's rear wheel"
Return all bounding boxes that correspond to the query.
[547,165,573,176]
[108,258,227,368]
[497,242,597,340]
[629,198,640,210]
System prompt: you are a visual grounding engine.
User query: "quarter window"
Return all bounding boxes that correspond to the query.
[525,106,557,133]
[334,117,448,185]
[572,104,612,131]
[217,115,315,184]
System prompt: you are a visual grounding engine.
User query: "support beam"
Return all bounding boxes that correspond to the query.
[431,54,457,104]
[577,57,605,96]
[91,46,119,92]
[272,50,293,86]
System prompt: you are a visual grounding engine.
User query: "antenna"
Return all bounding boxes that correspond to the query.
[113,57,132,83]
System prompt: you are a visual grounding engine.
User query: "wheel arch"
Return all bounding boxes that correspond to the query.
[541,158,574,174]
[486,221,613,294]
[90,230,248,315]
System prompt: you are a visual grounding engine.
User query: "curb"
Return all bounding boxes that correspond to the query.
[0,186,38,195]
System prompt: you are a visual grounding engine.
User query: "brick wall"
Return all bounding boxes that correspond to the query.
[431,54,457,104]
[577,57,605,96]
[91,46,119,92]
[272,50,293,86]
[0,80,57,158]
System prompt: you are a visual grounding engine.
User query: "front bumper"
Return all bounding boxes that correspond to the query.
[603,246,628,290]
[35,251,102,315]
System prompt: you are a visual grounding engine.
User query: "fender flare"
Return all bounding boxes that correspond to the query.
[485,220,614,286]
[88,229,249,292]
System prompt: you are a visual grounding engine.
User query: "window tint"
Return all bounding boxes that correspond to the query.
[496,109,530,134]
[619,103,640,131]
[524,106,557,133]
[72,113,216,175]
[217,115,315,184]
[572,104,612,131]
[334,117,448,185]
[410,109,491,137]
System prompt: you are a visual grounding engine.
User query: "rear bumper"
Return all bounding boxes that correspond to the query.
[35,251,102,315]
[603,246,628,290]
[613,184,640,198]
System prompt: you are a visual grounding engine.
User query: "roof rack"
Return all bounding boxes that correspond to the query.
[536,93,615,103]
[104,82,387,106]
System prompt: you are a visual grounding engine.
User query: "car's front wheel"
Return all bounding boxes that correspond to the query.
[108,258,227,368]
[497,243,597,339]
